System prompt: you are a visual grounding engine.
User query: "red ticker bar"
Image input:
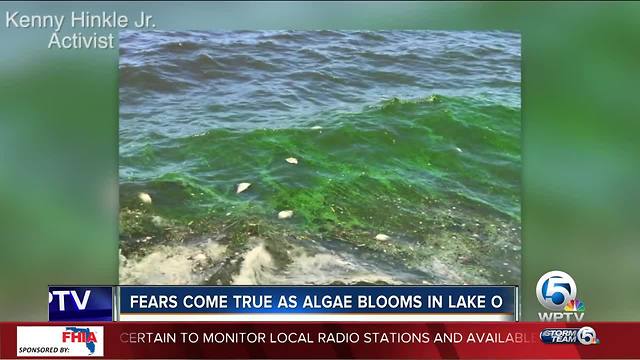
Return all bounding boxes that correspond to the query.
[1,322,638,359]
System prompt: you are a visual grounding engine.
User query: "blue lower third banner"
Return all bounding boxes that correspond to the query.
[49,285,517,322]
[117,286,518,322]
[49,286,114,322]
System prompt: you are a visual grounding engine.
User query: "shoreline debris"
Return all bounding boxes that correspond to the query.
[285,157,298,165]
[236,182,252,194]
[138,192,152,205]
[375,233,391,241]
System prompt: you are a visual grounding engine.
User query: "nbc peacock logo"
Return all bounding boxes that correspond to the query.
[564,299,585,312]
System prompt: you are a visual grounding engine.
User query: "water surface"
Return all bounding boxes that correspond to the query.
[119,30,521,286]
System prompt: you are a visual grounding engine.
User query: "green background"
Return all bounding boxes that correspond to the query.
[1,1,638,321]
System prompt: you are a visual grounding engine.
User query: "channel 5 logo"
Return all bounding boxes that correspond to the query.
[536,271,585,321]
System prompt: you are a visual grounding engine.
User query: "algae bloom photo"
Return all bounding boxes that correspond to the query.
[119,31,521,286]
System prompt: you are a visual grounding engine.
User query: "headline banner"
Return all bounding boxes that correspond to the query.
[50,286,517,322]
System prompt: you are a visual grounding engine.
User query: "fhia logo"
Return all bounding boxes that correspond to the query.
[17,326,104,357]
[62,327,99,355]
[536,271,585,321]
[62,327,98,343]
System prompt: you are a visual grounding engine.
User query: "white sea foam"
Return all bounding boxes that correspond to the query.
[231,243,397,285]
[120,241,227,285]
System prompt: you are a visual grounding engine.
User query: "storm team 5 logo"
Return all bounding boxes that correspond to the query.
[540,326,600,345]
[536,271,585,321]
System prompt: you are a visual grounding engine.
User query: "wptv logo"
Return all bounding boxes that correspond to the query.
[536,270,586,321]
[48,286,113,322]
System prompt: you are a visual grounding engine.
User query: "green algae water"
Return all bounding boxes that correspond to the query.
[119,31,521,285]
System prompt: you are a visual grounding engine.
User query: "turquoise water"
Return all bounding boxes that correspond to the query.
[119,31,520,285]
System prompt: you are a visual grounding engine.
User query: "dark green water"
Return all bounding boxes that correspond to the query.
[119,31,520,285]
